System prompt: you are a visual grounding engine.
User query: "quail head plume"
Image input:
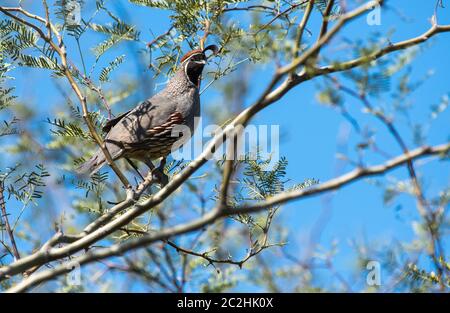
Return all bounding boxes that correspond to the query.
[77,45,219,184]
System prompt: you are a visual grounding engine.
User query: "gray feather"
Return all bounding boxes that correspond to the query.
[76,152,105,176]
[76,55,203,174]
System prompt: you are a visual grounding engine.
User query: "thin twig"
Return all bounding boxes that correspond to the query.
[254,1,309,35]
[293,0,315,59]
[223,5,276,13]
[0,182,21,261]
[147,26,174,49]
[199,20,211,50]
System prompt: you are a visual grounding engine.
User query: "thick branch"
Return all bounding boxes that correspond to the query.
[279,0,384,75]
[7,142,449,292]
[315,24,450,76]
[229,143,449,214]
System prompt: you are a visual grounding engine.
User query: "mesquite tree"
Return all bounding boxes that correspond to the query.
[0,0,449,292]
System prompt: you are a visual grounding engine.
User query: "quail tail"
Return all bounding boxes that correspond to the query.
[76,151,106,175]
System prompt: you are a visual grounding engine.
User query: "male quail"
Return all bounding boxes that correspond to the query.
[77,45,218,185]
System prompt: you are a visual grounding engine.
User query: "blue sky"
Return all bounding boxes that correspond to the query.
[269,2,450,287]
[1,0,449,291]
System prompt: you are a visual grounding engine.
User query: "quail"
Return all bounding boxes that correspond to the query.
[77,45,219,185]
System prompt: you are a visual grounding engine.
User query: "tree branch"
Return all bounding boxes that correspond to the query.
[6,142,449,292]
[279,0,384,75]
[314,24,450,76]
[254,0,309,35]
[293,0,315,59]
[0,182,21,261]
[229,143,449,214]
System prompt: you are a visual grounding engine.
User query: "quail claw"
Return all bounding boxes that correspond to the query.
[126,186,139,202]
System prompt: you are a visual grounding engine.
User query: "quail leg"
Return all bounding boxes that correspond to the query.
[144,157,168,187]
[157,157,168,186]
[125,157,145,181]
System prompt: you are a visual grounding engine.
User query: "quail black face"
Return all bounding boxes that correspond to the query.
[184,53,207,87]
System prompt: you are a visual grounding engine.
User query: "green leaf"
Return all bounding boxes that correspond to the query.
[99,54,125,82]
